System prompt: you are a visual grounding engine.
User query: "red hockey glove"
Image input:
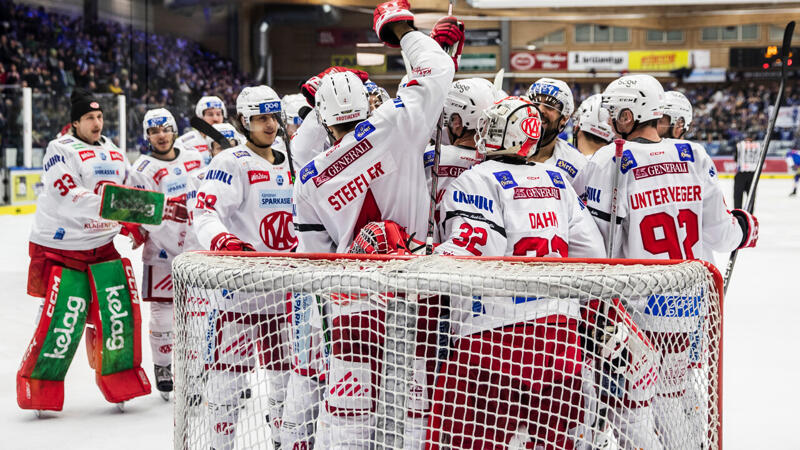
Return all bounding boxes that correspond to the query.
[163,194,188,223]
[211,232,256,252]
[120,222,147,249]
[94,180,117,195]
[732,209,759,249]
[301,66,370,106]
[430,16,465,71]
[373,0,415,48]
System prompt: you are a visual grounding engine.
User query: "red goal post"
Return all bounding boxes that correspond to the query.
[172,252,723,450]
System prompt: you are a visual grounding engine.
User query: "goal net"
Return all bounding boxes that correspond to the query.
[172,252,722,450]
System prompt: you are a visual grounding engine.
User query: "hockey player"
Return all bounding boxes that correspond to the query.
[128,108,204,400]
[290,2,460,446]
[175,95,227,165]
[786,148,800,196]
[574,74,759,449]
[657,90,692,140]
[17,89,151,412]
[733,135,760,209]
[527,78,588,183]
[192,85,296,450]
[430,96,606,448]
[573,94,614,157]
[365,80,391,110]
[282,93,308,137]
[425,77,496,241]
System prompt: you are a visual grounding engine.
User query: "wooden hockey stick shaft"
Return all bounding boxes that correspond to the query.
[723,20,795,294]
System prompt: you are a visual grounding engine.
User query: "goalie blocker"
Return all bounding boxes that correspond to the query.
[18,254,150,411]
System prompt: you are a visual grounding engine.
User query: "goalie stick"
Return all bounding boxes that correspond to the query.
[723,20,795,295]
[189,116,233,150]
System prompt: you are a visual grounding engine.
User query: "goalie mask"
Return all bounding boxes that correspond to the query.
[662,90,693,131]
[195,95,227,119]
[575,94,614,143]
[236,85,284,131]
[315,71,370,127]
[443,78,498,136]
[476,96,543,159]
[143,108,178,154]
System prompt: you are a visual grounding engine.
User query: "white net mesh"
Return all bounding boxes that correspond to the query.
[173,253,722,450]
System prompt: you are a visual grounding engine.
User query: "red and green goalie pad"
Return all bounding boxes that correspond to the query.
[99,184,165,225]
[16,259,150,411]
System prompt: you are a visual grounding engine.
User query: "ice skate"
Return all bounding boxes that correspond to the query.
[154,364,174,401]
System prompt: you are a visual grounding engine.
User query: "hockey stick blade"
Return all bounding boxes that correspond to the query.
[723,20,794,294]
[189,116,233,150]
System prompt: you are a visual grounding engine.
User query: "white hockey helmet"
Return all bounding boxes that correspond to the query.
[142,108,177,141]
[195,95,227,119]
[206,123,245,148]
[476,96,544,159]
[602,74,665,124]
[236,85,283,131]
[365,80,391,109]
[576,94,614,143]
[282,93,307,126]
[444,78,498,132]
[315,71,370,126]
[662,90,693,130]
[527,77,574,118]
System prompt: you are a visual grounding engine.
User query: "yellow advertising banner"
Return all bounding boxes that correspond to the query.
[331,54,387,73]
[10,168,43,205]
[628,50,689,71]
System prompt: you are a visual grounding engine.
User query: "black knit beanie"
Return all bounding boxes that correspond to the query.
[70,88,102,122]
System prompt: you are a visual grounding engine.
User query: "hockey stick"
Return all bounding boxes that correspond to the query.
[606,138,626,257]
[723,20,795,295]
[493,68,505,93]
[424,1,456,255]
[189,116,233,150]
[277,116,297,181]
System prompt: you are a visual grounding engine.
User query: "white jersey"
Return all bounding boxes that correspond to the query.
[573,138,744,261]
[175,129,211,166]
[30,134,128,250]
[129,149,204,265]
[435,159,604,335]
[424,143,483,242]
[293,31,455,253]
[735,140,760,173]
[193,144,297,252]
[538,138,587,185]
[183,166,207,252]
[290,110,330,170]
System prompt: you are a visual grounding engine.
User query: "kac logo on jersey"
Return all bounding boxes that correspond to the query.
[258,101,282,114]
[676,143,695,162]
[233,150,250,159]
[354,121,375,141]
[299,161,318,184]
[424,150,435,168]
[137,160,150,172]
[555,159,578,178]
[619,150,638,174]
[546,170,566,189]
[493,171,518,189]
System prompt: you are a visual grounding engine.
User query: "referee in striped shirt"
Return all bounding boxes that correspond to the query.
[734,136,760,209]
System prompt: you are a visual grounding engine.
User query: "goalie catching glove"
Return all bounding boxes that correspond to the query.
[348,221,425,255]
[301,66,370,107]
[731,209,758,249]
[373,0,415,48]
[210,233,256,252]
[430,16,465,71]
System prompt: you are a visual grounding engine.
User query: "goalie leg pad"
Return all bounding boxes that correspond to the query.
[88,258,151,403]
[427,317,584,449]
[17,266,91,411]
[149,301,174,367]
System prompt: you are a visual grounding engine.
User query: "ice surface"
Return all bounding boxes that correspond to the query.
[0,178,797,449]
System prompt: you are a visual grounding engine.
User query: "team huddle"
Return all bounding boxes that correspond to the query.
[16,1,758,449]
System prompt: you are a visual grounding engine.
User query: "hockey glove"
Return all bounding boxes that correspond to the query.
[732,209,759,249]
[301,67,370,106]
[348,220,425,255]
[163,194,189,223]
[120,222,147,249]
[211,232,256,252]
[373,0,415,48]
[430,16,465,71]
